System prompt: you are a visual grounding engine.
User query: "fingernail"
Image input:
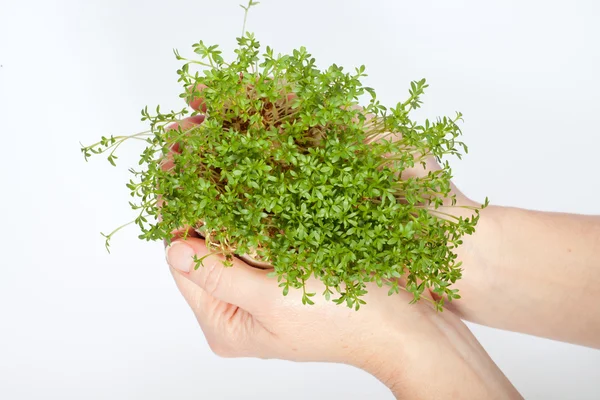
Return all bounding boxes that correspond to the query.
[165,241,194,273]
[188,114,205,124]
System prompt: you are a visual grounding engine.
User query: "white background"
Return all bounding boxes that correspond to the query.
[1,0,599,398]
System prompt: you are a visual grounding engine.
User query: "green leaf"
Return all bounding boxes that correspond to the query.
[79,5,483,312]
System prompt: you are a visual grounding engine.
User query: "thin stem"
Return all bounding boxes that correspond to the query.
[82,131,152,151]
[241,1,251,37]
[100,216,148,252]
[426,209,462,221]
[365,131,398,144]
[102,219,138,238]
[187,60,213,68]
[108,137,129,159]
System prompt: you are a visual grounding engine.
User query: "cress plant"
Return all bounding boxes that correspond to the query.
[81,1,487,311]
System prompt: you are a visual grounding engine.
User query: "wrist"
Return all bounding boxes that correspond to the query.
[358,311,521,399]
[346,304,479,398]
[350,332,411,398]
[445,203,505,316]
[355,322,468,399]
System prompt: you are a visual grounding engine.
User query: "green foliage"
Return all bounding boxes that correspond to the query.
[81,2,487,311]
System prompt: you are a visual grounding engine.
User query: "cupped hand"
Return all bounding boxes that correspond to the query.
[160,90,436,370]
[159,90,520,398]
[165,235,521,399]
[166,234,427,366]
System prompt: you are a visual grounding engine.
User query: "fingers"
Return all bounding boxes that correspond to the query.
[187,83,208,112]
[169,263,272,359]
[169,269,243,357]
[187,81,297,113]
[166,237,274,313]
[160,114,205,172]
[157,114,205,229]
[166,114,206,133]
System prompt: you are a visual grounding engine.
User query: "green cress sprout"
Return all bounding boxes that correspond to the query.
[81,1,488,311]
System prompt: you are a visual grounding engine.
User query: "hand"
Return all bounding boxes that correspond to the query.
[362,105,600,349]
[159,91,524,398]
[394,130,600,348]
[165,235,522,399]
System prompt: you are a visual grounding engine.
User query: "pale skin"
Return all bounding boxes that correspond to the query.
[162,92,600,399]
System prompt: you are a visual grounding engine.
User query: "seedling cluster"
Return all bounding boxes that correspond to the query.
[82,2,486,310]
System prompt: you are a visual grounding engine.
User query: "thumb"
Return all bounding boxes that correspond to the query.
[165,237,273,312]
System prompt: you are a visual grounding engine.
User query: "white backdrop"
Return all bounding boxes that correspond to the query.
[1,0,599,399]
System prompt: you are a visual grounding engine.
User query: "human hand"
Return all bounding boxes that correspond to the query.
[160,86,486,323]
[165,235,522,399]
[156,90,524,397]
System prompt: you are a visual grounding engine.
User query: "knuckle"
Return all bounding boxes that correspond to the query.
[202,315,258,359]
[201,262,224,296]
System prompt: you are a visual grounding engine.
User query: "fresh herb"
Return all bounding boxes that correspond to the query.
[81,1,487,311]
